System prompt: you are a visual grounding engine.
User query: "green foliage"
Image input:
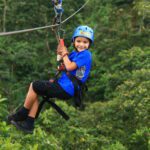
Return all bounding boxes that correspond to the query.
[0,0,149,149]
[114,68,150,130]
[0,95,8,119]
[129,127,149,150]
[0,121,61,150]
[101,141,127,150]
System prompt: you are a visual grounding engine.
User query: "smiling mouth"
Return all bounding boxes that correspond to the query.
[77,47,84,49]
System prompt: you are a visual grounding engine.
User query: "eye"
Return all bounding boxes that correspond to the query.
[83,40,89,44]
[76,40,81,43]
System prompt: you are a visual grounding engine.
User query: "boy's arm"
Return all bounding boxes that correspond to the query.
[57,45,77,71]
[63,55,77,71]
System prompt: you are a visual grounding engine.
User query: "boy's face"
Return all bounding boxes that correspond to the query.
[74,37,90,52]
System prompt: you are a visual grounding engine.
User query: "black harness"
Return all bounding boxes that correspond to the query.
[67,72,87,109]
[35,72,88,120]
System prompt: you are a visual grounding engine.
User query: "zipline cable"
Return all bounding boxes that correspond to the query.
[0,0,89,36]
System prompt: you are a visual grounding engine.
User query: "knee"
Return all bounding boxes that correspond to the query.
[31,81,48,96]
[29,82,33,89]
[31,81,37,93]
[32,81,42,94]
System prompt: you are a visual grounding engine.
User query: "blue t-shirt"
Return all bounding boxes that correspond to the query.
[57,49,92,96]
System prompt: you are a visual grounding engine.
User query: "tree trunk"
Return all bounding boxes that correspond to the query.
[3,0,7,32]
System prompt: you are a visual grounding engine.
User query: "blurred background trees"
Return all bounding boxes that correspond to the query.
[0,0,149,149]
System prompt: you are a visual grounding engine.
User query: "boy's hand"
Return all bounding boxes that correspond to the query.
[49,79,54,83]
[57,44,68,57]
[61,46,69,57]
[56,43,61,55]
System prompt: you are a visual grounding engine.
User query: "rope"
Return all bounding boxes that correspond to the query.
[0,0,90,36]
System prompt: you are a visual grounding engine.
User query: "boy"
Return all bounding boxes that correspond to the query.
[8,25,94,133]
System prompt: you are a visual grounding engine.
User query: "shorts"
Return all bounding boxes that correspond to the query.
[32,80,72,100]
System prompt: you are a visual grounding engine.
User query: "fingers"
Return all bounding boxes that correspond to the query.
[61,47,68,56]
[57,45,68,56]
[56,44,61,54]
[57,43,63,52]
[49,79,54,83]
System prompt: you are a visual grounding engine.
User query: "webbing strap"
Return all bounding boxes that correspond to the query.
[35,99,47,119]
[66,73,87,109]
[36,97,69,120]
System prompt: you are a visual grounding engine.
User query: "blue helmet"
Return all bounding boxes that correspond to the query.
[72,25,94,44]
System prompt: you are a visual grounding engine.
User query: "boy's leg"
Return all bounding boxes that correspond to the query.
[28,99,39,118]
[7,83,36,123]
[11,102,38,134]
[10,83,39,133]
[8,83,38,119]
[24,83,38,110]
[9,80,72,133]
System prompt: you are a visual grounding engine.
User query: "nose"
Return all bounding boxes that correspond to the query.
[79,42,84,47]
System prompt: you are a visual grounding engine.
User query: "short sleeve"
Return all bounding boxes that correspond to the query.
[72,51,91,68]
